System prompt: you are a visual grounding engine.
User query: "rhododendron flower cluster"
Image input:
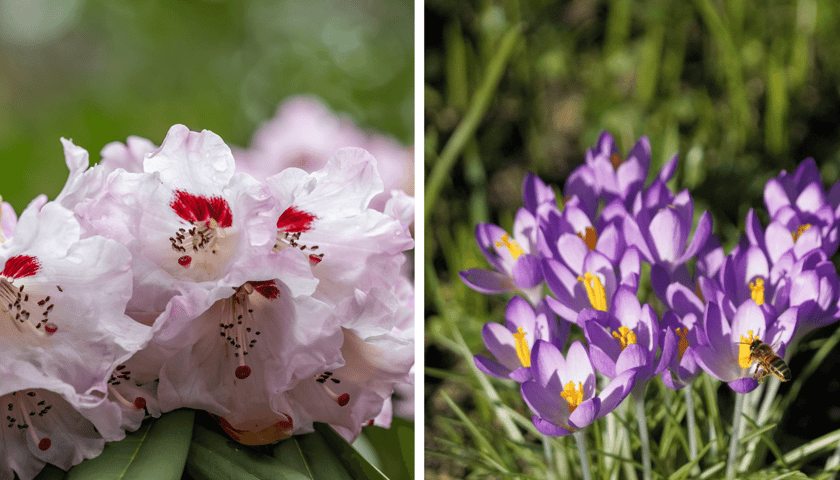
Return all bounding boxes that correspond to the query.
[1,120,414,480]
[462,131,840,436]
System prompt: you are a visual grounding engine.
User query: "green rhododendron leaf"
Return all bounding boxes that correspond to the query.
[311,423,389,480]
[363,419,414,480]
[63,409,194,480]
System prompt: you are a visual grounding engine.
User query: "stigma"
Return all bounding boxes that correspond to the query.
[792,224,812,242]
[576,227,598,251]
[578,272,607,311]
[512,327,531,368]
[675,327,689,361]
[495,234,524,260]
[315,371,350,406]
[612,326,637,350]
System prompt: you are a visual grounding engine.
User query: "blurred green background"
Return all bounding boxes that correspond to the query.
[425,0,840,477]
[0,0,413,213]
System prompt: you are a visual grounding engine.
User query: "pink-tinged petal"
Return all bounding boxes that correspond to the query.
[556,233,589,275]
[569,397,600,429]
[728,378,759,394]
[474,355,513,380]
[512,254,543,288]
[795,182,827,214]
[521,381,566,426]
[145,124,235,193]
[766,222,795,264]
[533,415,574,437]
[563,341,595,388]
[616,344,648,375]
[678,211,712,265]
[481,323,520,371]
[649,207,682,263]
[597,369,636,417]
[764,179,790,218]
[531,340,565,391]
[460,268,512,295]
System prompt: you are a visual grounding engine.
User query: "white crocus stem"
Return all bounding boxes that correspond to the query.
[542,434,558,480]
[726,393,747,480]
[632,384,652,480]
[574,429,592,480]
[739,383,768,471]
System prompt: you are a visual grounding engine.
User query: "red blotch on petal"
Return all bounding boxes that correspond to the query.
[178,255,192,267]
[235,365,252,379]
[134,397,147,410]
[309,254,323,266]
[170,190,233,228]
[368,419,375,426]
[337,393,350,407]
[278,417,294,430]
[249,280,280,299]
[2,255,40,279]
[277,206,316,232]
[44,323,57,334]
[38,438,51,451]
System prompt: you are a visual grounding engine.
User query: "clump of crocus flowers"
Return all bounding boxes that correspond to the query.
[1,100,414,480]
[462,132,840,480]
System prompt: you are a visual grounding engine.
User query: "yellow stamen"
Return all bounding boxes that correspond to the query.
[676,327,689,361]
[792,224,812,242]
[512,327,531,368]
[610,153,624,170]
[560,381,584,413]
[576,226,598,251]
[577,272,607,311]
[612,326,637,350]
[749,278,765,306]
[495,234,524,260]
[738,330,759,369]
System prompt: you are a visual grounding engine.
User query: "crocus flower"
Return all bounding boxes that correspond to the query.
[658,310,702,390]
[691,300,797,393]
[460,222,544,304]
[474,296,568,382]
[520,340,636,436]
[573,132,652,212]
[787,249,840,339]
[580,287,673,382]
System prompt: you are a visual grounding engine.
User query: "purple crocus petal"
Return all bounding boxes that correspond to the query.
[557,233,589,274]
[728,378,759,394]
[597,369,637,417]
[512,254,543,289]
[565,167,598,221]
[584,316,622,360]
[661,369,685,390]
[621,216,654,263]
[474,354,514,380]
[677,211,713,265]
[626,136,652,176]
[703,301,730,348]
[697,233,725,279]
[543,258,587,321]
[619,247,641,288]
[764,179,791,219]
[481,322,521,371]
[659,154,679,183]
[563,341,595,394]
[690,345,729,382]
[612,287,642,329]
[745,209,766,251]
[536,300,570,349]
[460,268,512,295]
[794,158,821,190]
[569,397,601,430]
[655,319,677,376]
[616,344,649,377]
[475,223,509,272]
[523,173,556,214]
[766,307,797,347]
[730,300,767,355]
[506,295,537,330]
[793,226,822,259]
[649,207,683,264]
[828,180,840,216]
[521,381,566,426]
[617,159,645,201]
[795,182,826,214]
[596,223,623,264]
[766,222,795,264]
[531,340,565,392]
[665,282,705,318]
[509,366,534,383]
[588,342,618,379]
[533,415,574,437]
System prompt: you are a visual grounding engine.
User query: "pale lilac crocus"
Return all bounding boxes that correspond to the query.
[474,296,568,382]
[520,340,636,436]
[659,310,702,390]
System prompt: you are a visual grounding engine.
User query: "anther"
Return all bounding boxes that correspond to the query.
[495,234,524,260]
